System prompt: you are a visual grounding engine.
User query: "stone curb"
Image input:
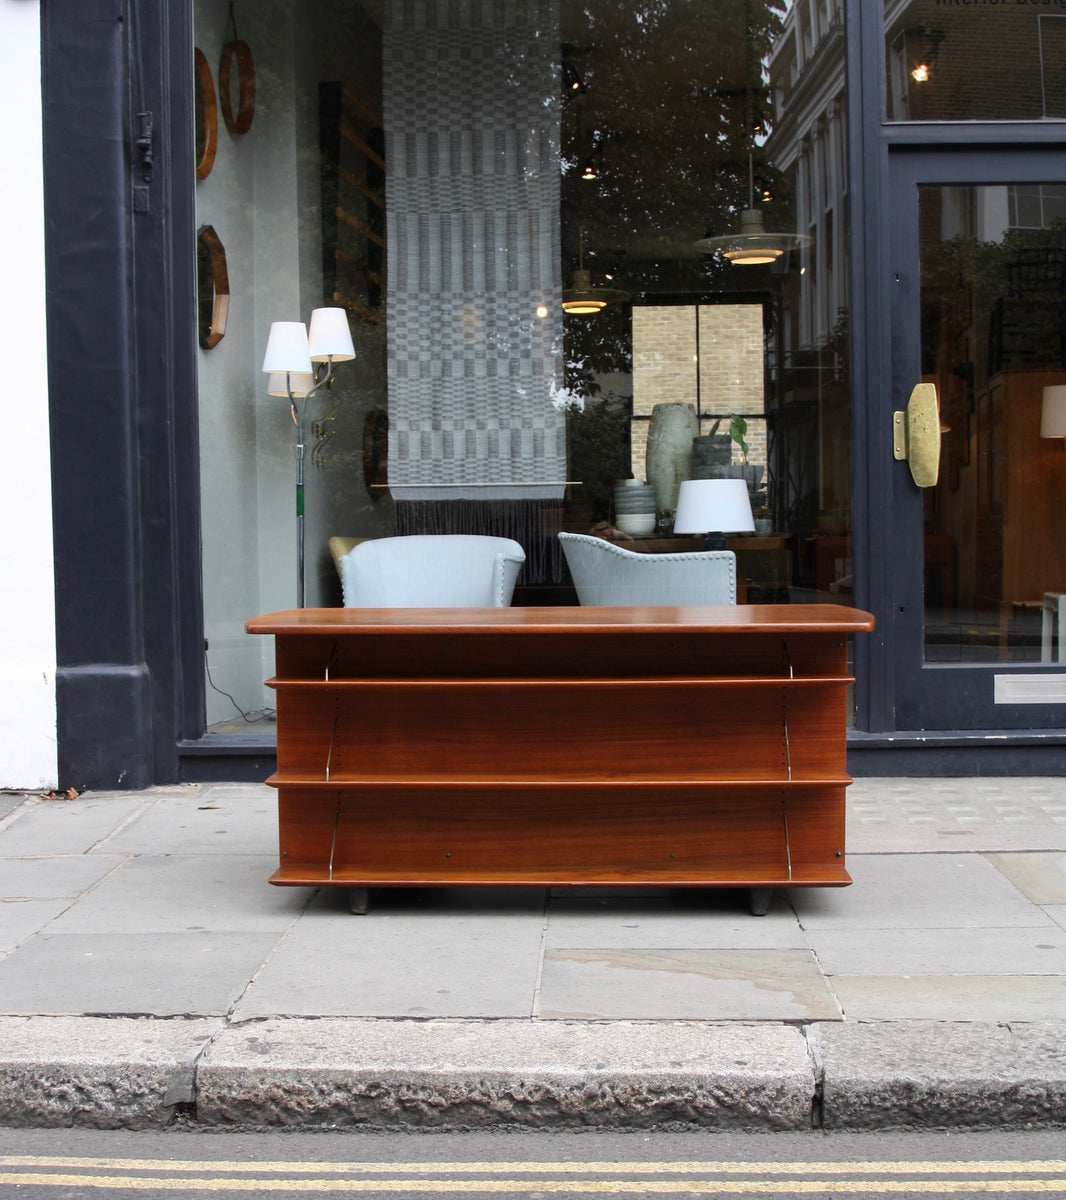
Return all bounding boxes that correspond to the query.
[2,1017,1066,1131]
[194,1019,814,1130]
[810,1021,1066,1130]
[0,1016,224,1129]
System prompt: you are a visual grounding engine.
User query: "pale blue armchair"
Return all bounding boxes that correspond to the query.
[559,531,736,606]
[340,534,525,607]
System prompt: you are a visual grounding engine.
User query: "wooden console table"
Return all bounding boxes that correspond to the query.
[246,604,874,913]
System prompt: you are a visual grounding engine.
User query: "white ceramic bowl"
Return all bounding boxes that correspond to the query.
[614,512,657,537]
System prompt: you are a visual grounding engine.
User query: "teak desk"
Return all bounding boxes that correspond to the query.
[246,605,874,913]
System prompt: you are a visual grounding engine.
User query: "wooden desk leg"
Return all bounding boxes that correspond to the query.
[750,887,772,916]
[349,887,370,914]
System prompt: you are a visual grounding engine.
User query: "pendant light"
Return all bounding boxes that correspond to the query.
[695,0,810,267]
[695,152,810,265]
[562,228,629,314]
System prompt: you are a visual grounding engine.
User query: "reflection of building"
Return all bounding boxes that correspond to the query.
[764,0,851,534]
[884,1,1066,122]
[766,0,848,354]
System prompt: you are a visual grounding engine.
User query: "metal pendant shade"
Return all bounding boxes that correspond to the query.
[696,153,811,266]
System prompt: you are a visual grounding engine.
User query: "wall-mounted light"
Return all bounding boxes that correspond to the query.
[907,26,945,83]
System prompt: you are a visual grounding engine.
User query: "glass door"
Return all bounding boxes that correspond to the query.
[888,150,1066,730]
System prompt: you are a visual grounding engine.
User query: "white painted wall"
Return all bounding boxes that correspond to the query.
[0,0,57,790]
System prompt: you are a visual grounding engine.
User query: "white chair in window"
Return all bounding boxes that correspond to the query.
[339,534,525,607]
[558,531,736,606]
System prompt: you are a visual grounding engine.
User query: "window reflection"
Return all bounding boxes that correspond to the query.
[886,2,1066,122]
[194,0,853,728]
[919,184,1066,662]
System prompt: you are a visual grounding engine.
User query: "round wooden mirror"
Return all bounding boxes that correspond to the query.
[197,225,230,348]
[194,48,218,179]
[219,40,256,134]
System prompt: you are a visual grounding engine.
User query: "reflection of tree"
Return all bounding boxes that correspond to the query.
[559,0,791,397]
[920,221,1066,379]
[564,304,631,397]
[565,397,633,522]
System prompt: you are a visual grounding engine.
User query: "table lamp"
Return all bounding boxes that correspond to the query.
[673,478,755,549]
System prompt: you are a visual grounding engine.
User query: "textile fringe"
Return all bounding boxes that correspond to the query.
[394,499,564,584]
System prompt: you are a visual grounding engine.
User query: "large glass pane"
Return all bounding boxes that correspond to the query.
[885,1,1066,121]
[193,0,852,729]
[918,184,1066,662]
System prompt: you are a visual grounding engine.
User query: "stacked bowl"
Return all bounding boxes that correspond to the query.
[612,480,658,537]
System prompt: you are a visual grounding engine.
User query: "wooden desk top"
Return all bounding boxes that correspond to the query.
[247,603,875,637]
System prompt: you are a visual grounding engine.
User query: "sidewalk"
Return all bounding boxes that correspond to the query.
[0,778,1064,1131]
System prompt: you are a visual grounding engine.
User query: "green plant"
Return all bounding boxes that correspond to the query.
[708,413,749,460]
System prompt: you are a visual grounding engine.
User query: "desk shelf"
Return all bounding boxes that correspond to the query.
[247,604,873,902]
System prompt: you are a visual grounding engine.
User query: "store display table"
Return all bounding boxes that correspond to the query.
[246,604,874,913]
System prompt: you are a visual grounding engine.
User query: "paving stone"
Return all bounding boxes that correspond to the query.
[99,786,277,856]
[791,854,1047,930]
[0,795,149,857]
[41,854,306,935]
[0,932,280,1017]
[537,948,841,1021]
[829,974,1066,1022]
[232,890,546,1020]
[846,779,1066,853]
[0,855,126,899]
[809,924,1066,977]
[0,898,72,954]
[985,852,1066,905]
[545,893,808,951]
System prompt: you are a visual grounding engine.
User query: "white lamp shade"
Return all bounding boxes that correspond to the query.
[262,321,312,375]
[673,478,755,534]
[267,371,314,398]
[1041,385,1066,438]
[308,307,355,362]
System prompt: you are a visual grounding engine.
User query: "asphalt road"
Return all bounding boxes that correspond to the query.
[1,1127,1065,1198]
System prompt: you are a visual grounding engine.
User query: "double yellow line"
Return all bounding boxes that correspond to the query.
[2,1158,1066,1194]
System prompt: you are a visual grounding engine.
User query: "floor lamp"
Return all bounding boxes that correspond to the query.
[262,308,355,608]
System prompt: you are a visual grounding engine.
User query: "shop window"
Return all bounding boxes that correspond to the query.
[193,0,852,730]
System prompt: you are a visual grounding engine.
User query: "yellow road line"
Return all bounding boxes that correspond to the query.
[2,1173,1066,1193]
[3,1159,1066,1176]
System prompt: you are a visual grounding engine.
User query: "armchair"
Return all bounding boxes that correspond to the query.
[340,534,525,607]
[558,531,736,606]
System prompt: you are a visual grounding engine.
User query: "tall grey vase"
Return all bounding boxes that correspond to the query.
[646,402,698,513]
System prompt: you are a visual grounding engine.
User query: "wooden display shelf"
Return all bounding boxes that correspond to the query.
[247,604,874,911]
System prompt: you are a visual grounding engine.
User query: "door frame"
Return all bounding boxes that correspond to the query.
[843,0,1066,765]
[885,149,1066,732]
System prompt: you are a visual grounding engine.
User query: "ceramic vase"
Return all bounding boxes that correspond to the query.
[645,403,698,514]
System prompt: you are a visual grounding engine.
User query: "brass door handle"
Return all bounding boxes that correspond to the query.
[893,383,941,488]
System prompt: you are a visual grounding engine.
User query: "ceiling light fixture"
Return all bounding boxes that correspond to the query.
[696,153,811,266]
[562,244,629,314]
[563,63,585,94]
